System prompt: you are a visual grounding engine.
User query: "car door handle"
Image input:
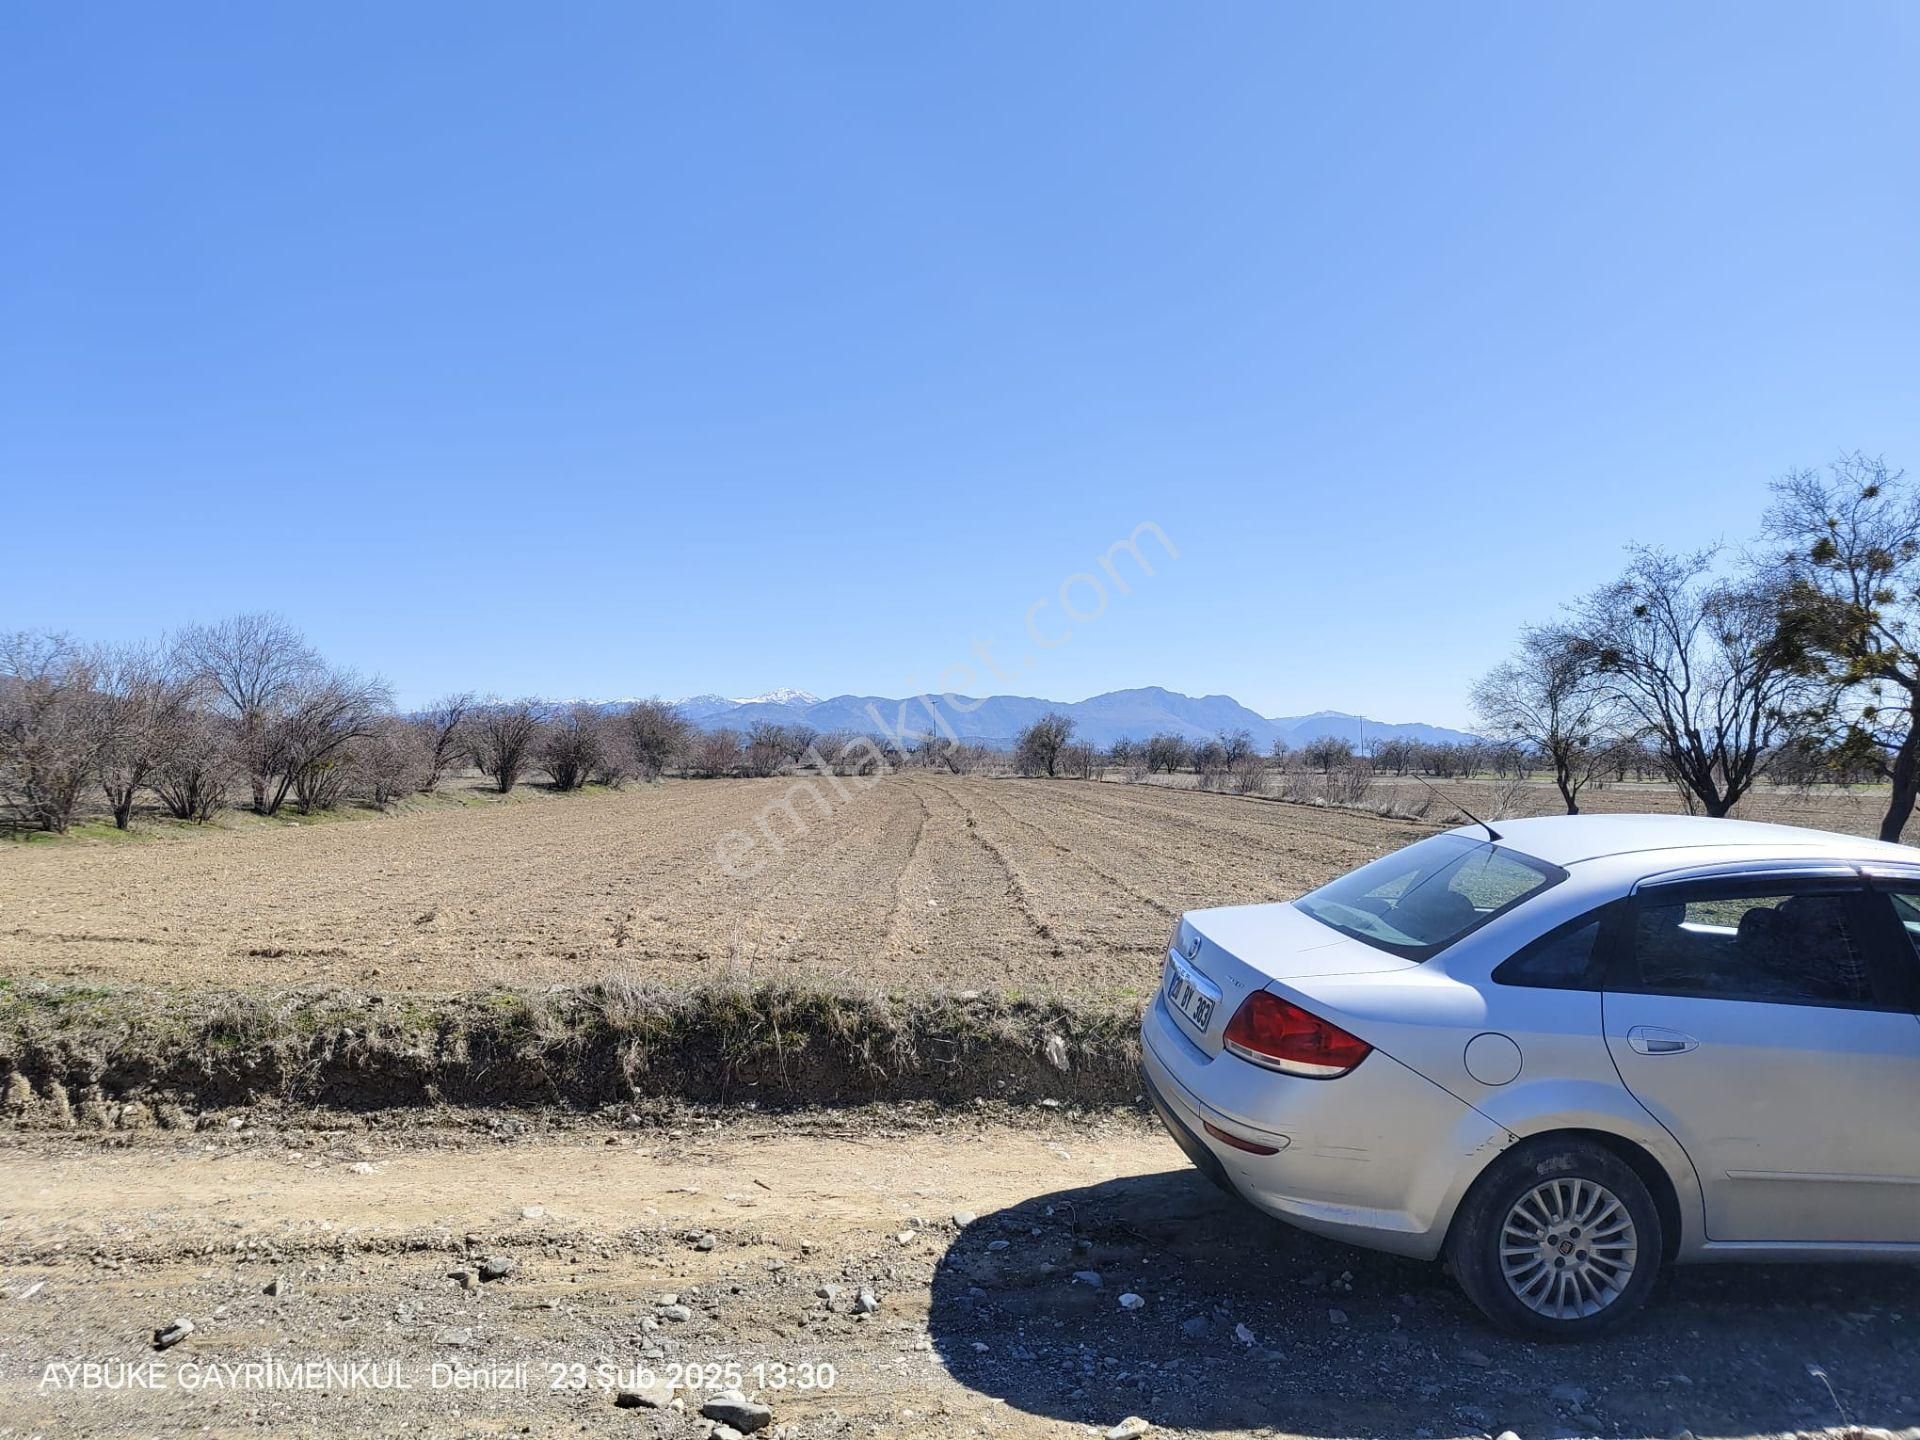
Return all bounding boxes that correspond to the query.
[1627,1026,1699,1056]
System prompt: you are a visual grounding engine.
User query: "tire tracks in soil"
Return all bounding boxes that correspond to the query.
[879,777,933,960]
[915,775,1059,959]
[978,782,1180,921]
[948,781,1172,976]
[718,778,919,979]
[881,775,1057,987]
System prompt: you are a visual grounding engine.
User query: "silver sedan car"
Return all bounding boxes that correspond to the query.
[1141,813,1920,1338]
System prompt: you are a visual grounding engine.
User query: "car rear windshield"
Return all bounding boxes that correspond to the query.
[1294,833,1565,960]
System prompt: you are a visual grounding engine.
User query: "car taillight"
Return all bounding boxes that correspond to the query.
[1222,991,1372,1079]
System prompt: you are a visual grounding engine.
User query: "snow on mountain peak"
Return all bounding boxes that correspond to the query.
[732,688,819,706]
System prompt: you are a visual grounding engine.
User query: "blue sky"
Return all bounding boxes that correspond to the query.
[4,3,1916,727]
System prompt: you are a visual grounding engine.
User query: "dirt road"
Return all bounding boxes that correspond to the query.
[0,776,1425,997]
[3,1114,1914,1439]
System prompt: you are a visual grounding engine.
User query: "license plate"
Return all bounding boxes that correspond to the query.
[1164,953,1217,1031]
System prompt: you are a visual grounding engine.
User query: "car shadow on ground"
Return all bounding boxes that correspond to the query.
[928,1166,1920,1438]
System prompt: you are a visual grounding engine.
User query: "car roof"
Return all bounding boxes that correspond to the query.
[1447,812,1920,868]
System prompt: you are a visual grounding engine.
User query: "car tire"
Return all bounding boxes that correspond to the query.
[1449,1136,1662,1340]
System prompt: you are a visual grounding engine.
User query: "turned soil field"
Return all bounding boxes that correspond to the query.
[0,775,1429,999]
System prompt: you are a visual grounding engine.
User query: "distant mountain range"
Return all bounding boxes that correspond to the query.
[663,685,1479,750]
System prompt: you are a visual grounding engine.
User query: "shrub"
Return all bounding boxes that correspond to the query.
[149,711,234,822]
[359,716,430,808]
[621,699,691,781]
[692,727,743,778]
[411,693,475,793]
[475,699,548,793]
[540,704,606,791]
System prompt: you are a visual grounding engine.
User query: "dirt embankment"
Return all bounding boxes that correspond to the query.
[0,978,1144,1119]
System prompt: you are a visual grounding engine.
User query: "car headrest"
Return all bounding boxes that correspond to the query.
[1736,906,1783,947]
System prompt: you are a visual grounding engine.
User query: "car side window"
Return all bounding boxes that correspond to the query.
[1865,890,1920,1010]
[1881,891,1920,961]
[1492,908,1610,990]
[1624,883,1880,1008]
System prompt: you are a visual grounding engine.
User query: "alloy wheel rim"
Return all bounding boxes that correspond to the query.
[1498,1177,1638,1320]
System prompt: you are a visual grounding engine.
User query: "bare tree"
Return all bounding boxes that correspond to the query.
[1764,453,1920,841]
[1143,732,1191,774]
[359,716,430,808]
[1471,625,1621,814]
[816,730,888,777]
[948,740,991,774]
[0,632,96,832]
[174,614,320,813]
[149,710,233,822]
[620,699,690,781]
[540,704,606,791]
[1218,729,1255,768]
[272,670,393,814]
[743,721,790,778]
[86,644,197,829]
[1192,737,1227,785]
[591,719,635,788]
[1327,758,1377,806]
[691,727,743,778]
[411,692,475,793]
[290,748,354,813]
[1300,735,1354,775]
[474,699,548,793]
[1570,546,1817,817]
[1057,741,1097,779]
[1014,711,1074,776]
[1371,737,1414,775]
[781,725,819,763]
[911,732,956,772]
[1228,752,1267,795]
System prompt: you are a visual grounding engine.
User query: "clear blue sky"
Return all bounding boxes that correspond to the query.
[5,4,1916,726]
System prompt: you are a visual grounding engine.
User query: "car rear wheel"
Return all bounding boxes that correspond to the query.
[1449,1137,1662,1339]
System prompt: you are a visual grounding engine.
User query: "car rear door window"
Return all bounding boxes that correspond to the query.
[1625,883,1884,1009]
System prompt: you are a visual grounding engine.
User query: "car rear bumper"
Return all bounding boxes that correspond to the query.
[1140,990,1504,1261]
[1140,1058,1236,1197]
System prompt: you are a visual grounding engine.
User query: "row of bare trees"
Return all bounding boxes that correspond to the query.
[1473,453,1920,839]
[1026,723,1556,790]
[0,615,1026,833]
[0,616,714,832]
[1,619,392,833]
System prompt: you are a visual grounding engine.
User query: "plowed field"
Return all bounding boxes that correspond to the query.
[0,776,1429,997]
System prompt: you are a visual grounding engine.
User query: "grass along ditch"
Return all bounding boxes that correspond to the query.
[0,974,1145,1124]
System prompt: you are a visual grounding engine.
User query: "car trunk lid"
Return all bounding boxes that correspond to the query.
[1165,902,1413,1057]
